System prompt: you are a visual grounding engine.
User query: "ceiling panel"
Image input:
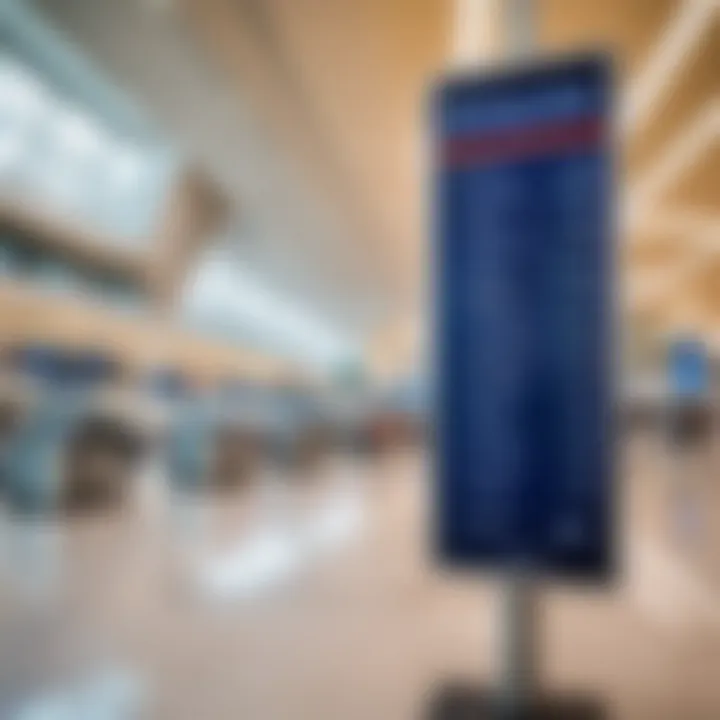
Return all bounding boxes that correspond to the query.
[625,233,690,270]
[538,0,679,74]
[664,142,720,213]
[237,0,450,295]
[626,17,719,174]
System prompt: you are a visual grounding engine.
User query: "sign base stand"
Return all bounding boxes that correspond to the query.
[429,685,605,719]
[429,573,605,719]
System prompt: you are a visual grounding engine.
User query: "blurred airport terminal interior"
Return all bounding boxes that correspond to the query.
[0,0,718,718]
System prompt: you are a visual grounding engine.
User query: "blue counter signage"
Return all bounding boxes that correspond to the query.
[433,55,614,580]
[669,338,709,399]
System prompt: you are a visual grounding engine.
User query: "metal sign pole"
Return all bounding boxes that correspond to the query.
[497,568,539,714]
[504,0,537,59]
[498,0,539,715]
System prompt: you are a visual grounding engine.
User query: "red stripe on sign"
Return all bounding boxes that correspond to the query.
[444,116,602,169]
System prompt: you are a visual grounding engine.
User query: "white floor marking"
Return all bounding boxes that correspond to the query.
[196,461,366,601]
[198,527,302,600]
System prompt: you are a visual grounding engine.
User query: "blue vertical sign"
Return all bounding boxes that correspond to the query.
[668,338,709,399]
[433,56,614,580]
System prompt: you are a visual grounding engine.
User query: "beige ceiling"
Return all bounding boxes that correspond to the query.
[252,0,449,291]
[179,0,450,314]
[23,0,720,375]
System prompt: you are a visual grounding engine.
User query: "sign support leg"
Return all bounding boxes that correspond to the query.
[498,570,538,716]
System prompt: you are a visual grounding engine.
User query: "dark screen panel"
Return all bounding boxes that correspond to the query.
[433,55,614,580]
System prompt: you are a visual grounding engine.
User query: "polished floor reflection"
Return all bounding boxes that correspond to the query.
[2,434,720,719]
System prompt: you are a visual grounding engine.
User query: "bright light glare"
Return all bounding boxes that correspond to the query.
[0,134,24,173]
[110,146,145,187]
[0,58,48,175]
[0,57,47,117]
[0,54,168,239]
[197,477,364,601]
[199,529,301,600]
[184,251,358,367]
[55,107,104,157]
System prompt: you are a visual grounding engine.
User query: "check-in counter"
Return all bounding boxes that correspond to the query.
[0,392,24,442]
[667,398,715,449]
[0,377,35,499]
[0,377,31,445]
[61,395,148,511]
[209,420,263,490]
[165,397,266,494]
[292,421,332,472]
[2,366,151,516]
[3,393,76,515]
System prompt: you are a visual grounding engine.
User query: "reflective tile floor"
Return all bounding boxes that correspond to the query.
[2,435,720,719]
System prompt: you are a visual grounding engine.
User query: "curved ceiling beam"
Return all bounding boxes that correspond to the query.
[622,0,717,139]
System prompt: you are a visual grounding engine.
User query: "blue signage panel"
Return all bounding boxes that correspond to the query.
[668,338,709,399]
[433,55,614,580]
